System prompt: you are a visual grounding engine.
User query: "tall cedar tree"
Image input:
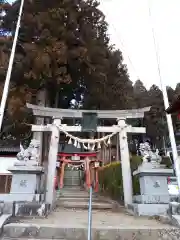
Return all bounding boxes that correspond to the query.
[133,80,179,148]
[0,0,135,142]
[1,0,134,110]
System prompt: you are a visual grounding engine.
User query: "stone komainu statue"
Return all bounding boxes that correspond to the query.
[17,139,40,164]
[139,142,162,164]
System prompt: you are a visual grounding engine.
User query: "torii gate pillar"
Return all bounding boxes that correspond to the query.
[46,118,61,206]
[118,118,133,207]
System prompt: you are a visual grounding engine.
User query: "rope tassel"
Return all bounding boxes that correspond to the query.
[107,138,111,145]
[77,142,81,148]
[74,139,77,147]
[68,138,72,144]
[91,144,95,151]
[97,142,101,149]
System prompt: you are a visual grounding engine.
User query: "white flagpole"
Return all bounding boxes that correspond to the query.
[148,0,180,193]
[0,0,25,130]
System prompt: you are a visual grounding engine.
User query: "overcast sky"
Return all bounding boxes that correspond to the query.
[99,0,180,89]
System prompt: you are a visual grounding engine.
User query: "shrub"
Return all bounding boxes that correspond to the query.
[161,156,172,168]
[98,155,142,201]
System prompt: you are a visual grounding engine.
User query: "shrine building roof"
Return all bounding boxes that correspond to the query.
[58,144,83,153]
[0,146,20,153]
[0,141,20,153]
[58,144,98,156]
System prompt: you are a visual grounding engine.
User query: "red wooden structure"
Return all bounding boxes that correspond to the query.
[57,152,102,192]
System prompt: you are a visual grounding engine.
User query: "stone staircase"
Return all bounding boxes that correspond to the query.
[63,169,81,187]
[57,186,116,210]
[2,187,179,239]
[2,208,178,240]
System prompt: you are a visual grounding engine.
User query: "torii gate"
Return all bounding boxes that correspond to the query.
[27,103,150,207]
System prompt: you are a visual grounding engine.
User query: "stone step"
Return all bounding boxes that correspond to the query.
[60,193,90,198]
[60,189,90,194]
[59,191,91,198]
[57,200,113,210]
[60,192,91,197]
[59,197,100,202]
[2,238,65,240]
[60,186,85,191]
[2,223,178,240]
[59,187,85,192]
[64,176,80,178]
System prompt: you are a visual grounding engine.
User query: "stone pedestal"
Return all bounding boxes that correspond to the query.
[7,162,44,202]
[0,140,51,217]
[129,162,174,216]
